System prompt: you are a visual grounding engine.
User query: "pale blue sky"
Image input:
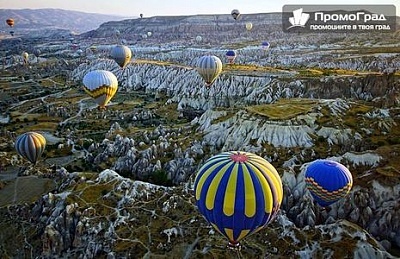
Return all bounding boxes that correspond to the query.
[0,0,398,17]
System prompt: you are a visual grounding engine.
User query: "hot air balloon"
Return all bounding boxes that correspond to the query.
[305,159,353,207]
[261,41,270,51]
[226,50,237,64]
[6,18,14,27]
[15,132,46,164]
[22,51,29,65]
[33,49,41,58]
[246,22,253,31]
[140,13,143,18]
[195,35,202,43]
[194,151,283,249]
[147,31,152,37]
[195,55,223,87]
[115,29,121,37]
[110,45,132,69]
[82,70,118,109]
[231,9,241,20]
[89,45,97,53]
[9,30,14,36]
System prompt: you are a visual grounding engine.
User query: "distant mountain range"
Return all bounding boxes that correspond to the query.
[0,8,130,34]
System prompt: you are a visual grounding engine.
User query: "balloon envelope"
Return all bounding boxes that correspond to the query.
[231,9,240,20]
[83,70,118,109]
[33,49,41,57]
[195,55,223,87]
[15,132,46,164]
[262,41,270,51]
[6,18,14,27]
[305,159,353,207]
[226,50,237,64]
[245,22,253,31]
[110,45,132,68]
[194,151,283,247]
[22,51,29,64]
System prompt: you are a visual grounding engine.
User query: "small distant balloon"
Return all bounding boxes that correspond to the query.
[9,30,14,36]
[226,50,237,64]
[21,51,29,64]
[6,18,14,27]
[147,31,152,37]
[195,35,202,43]
[195,55,223,87]
[33,49,41,57]
[245,22,253,31]
[110,45,132,69]
[231,9,240,20]
[140,13,143,18]
[305,159,353,207]
[82,70,118,109]
[89,45,97,53]
[262,41,270,51]
[15,132,46,164]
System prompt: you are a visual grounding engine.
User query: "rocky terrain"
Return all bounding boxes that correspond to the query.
[0,11,399,258]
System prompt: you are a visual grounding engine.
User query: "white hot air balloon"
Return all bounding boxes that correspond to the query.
[245,22,253,31]
[82,70,118,109]
[22,51,29,65]
[196,55,223,87]
[110,45,132,68]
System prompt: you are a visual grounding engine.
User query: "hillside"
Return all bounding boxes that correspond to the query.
[0,8,127,34]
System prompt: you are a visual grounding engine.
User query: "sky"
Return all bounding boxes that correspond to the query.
[0,0,398,17]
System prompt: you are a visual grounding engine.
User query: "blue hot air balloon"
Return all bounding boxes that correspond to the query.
[261,41,270,51]
[225,50,237,64]
[194,151,283,249]
[15,132,46,164]
[305,159,353,207]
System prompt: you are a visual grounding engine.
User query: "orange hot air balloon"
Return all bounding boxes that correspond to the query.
[6,18,14,27]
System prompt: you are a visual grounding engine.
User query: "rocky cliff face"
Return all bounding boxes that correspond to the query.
[83,13,282,44]
[71,59,399,109]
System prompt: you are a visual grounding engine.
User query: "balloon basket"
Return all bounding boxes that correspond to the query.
[227,241,241,251]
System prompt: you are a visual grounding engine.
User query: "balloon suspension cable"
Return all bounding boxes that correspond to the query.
[227,241,243,258]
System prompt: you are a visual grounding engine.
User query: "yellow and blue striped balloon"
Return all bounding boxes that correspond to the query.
[195,55,223,87]
[194,151,283,247]
[15,132,46,164]
[305,159,353,207]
